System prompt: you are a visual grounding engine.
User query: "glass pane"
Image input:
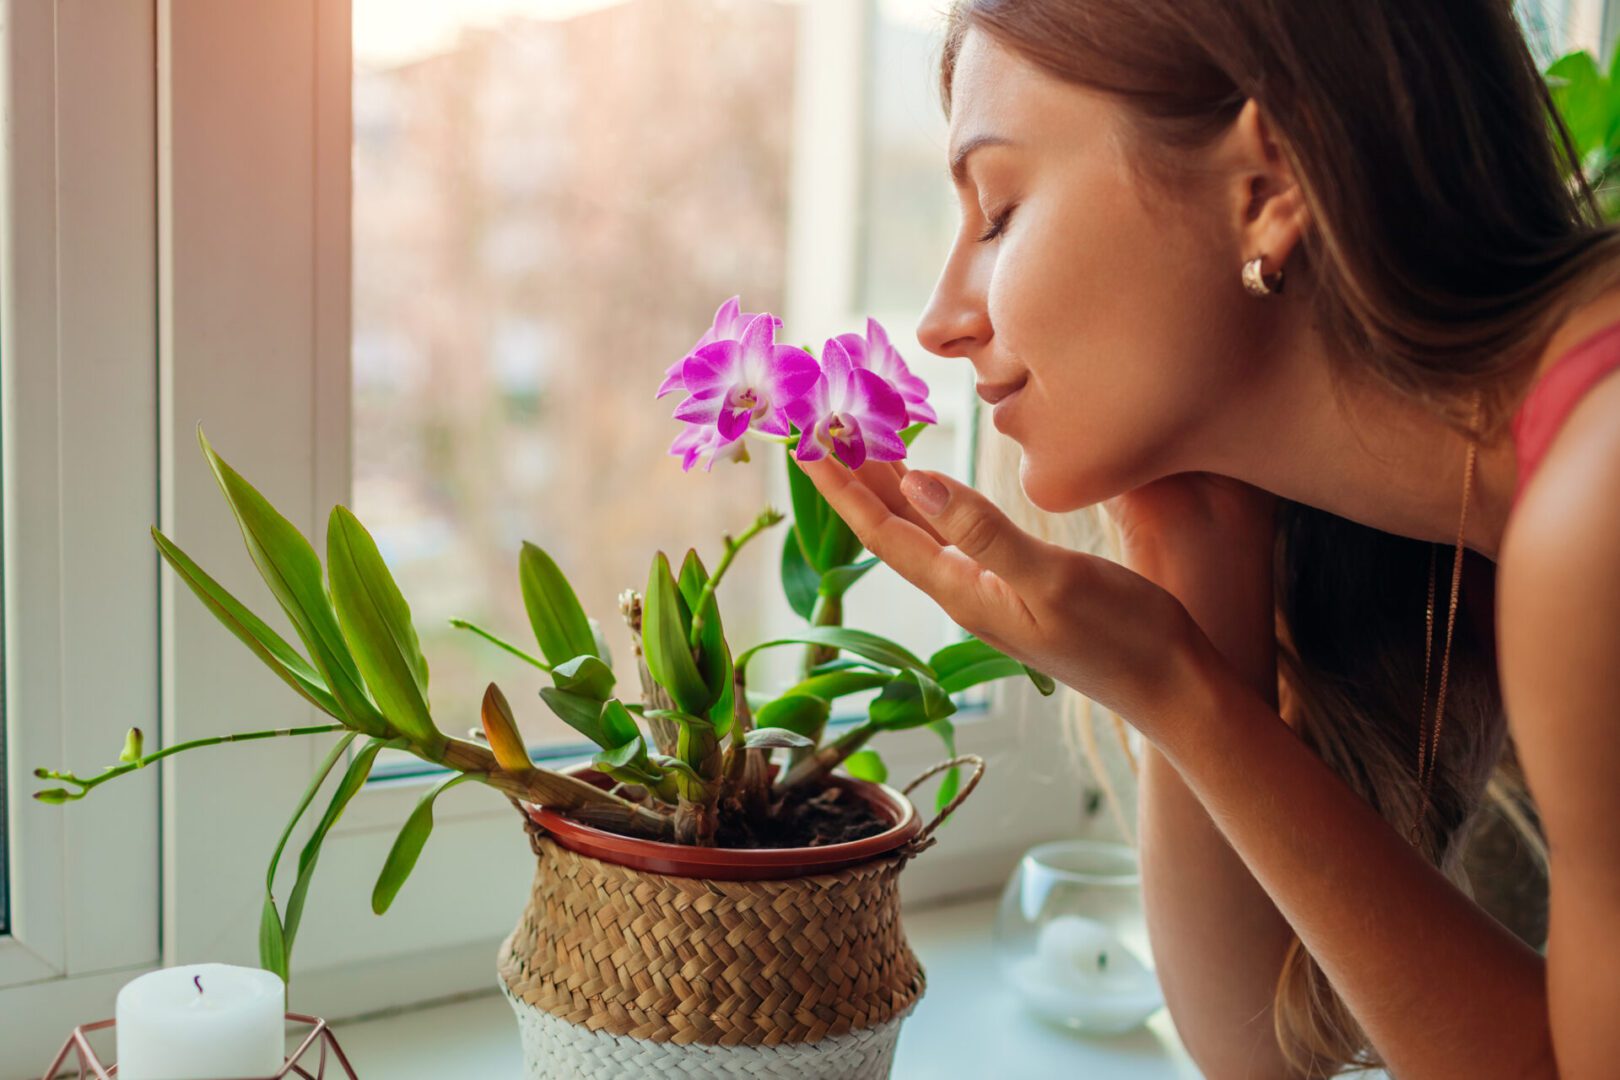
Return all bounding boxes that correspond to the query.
[352,0,802,748]
[858,0,955,318]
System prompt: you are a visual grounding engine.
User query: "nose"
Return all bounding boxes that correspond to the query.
[916,262,992,361]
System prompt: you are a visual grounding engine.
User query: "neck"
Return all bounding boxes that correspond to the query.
[1194,314,1519,561]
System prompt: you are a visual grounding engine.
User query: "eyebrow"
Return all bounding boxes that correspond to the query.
[948,133,1014,187]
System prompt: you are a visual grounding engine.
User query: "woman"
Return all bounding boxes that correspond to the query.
[799,2,1620,1076]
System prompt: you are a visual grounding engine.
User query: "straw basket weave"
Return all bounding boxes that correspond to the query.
[497,756,983,1079]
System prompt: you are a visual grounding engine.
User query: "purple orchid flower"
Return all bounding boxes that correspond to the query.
[656,295,781,400]
[786,337,908,470]
[835,317,937,425]
[672,312,819,440]
[668,422,751,472]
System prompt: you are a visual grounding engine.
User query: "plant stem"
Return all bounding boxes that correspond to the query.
[449,618,552,673]
[687,506,784,649]
[775,721,876,794]
[39,723,348,799]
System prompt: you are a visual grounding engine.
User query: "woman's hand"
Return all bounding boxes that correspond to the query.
[795,457,1216,729]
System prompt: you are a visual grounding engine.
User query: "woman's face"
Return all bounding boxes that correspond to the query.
[917,29,1271,512]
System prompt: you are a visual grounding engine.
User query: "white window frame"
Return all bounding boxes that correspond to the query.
[0,0,162,1067]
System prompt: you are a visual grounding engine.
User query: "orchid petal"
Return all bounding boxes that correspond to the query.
[680,340,742,397]
[672,393,723,425]
[716,405,752,442]
[848,368,908,431]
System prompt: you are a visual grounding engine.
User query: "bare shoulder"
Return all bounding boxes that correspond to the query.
[1497,366,1620,870]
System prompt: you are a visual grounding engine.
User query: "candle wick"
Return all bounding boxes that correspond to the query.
[194,975,204,994]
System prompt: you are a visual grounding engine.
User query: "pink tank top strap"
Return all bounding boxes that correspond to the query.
[1510,317,1620,506]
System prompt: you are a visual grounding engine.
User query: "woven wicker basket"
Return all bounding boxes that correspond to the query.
[497,756,983,1079]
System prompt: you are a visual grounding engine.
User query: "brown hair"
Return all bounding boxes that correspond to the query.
[939,1,1607,1073]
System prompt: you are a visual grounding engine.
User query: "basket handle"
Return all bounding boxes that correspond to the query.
[899,754,986,859]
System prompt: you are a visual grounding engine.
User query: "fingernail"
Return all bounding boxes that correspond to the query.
[902,472,949,516]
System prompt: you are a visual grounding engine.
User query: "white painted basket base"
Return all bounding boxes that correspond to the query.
[501,980,909,1079]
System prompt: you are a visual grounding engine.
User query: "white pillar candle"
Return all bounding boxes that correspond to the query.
[116,963,286,1079]
[1010,915,1163,1033]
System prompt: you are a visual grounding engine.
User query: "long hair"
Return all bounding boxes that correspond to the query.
[939,2,1605,1072]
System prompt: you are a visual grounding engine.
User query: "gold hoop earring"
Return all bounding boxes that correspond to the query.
[1242,255,1285,297]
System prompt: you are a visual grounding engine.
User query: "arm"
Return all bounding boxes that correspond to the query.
[1496,386,1620,1079]
[1117,478,1302,1078]
[801,457,1557,1078]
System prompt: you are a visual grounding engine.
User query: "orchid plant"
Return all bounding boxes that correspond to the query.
[32,296,1052,984]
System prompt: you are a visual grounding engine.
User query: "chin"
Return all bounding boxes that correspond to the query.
[1017,450,1126,514]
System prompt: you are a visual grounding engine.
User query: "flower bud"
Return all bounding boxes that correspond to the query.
[119,727,145,764]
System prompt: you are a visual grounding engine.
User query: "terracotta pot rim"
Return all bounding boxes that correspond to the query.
[520,763,921,881]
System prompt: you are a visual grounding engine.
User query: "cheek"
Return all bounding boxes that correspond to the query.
[987,169,1246,508]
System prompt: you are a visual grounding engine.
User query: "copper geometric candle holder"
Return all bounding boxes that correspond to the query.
[42,1013,357,1079]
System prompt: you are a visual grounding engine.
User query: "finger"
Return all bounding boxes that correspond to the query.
[850,461,949,546]
[897,469,1050,590]
[797,456,984,596]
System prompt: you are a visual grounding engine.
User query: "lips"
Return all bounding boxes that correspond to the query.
[975,374,1028,405]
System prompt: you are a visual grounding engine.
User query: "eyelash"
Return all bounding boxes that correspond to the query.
[976,204,1015,243]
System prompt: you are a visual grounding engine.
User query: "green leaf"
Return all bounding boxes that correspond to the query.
[371,772,477,915]
[262,731,361,979]
[519,542,598,667]
[552,654,616,700]
[539,686,612,747]
[677,549,733,723]
[842,749,888,784]
[598,699,642,749]
[738,627,931,677]
[327,507,444,757]
[783,669,891,701]
[642,552,713,714]
[594,734,649,771]
[930,637,1055,696]
[786,442,831,572]
[197,428,387,737]
[153,527,342,719]
[899,421,930,447]
[869,669,957,731]
[779,529,820,621]
[754,693,832,740]
[282,737,399,955]
[1023,664,1056,696]
[743,727,815,750]
[928,718,960,815]
[818,556,880,598]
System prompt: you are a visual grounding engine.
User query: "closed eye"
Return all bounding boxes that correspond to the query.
[977,203,1016,244]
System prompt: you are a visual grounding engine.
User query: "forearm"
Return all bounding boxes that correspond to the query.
[1129,527,1301,1077]
[1157,660,1554,1079]
[1140,744,1301,1077]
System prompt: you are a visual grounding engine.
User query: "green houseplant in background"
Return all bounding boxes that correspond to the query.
[1545,47,1620,219]
[35,297,1052,1079]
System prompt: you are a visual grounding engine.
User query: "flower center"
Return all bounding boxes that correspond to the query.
[827,413,850,439]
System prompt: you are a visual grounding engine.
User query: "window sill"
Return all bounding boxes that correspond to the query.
[329,895,1201,1079]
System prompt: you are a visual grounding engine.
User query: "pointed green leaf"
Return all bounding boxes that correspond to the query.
[539,686,610,747]
[818,556,880,598]
[786,442,831,572]
[642,552,713,714]
[737,627,930,677]
[784,669,891,702]
[869,669,957,731]
[263,731,359,979]
[283,737,400,955]
[154,527,342,719]
[197,428,387,736]
[842,749,888,784]
[928,718,961,815]
[552,654,616,701]
[520,542,597,666]
[599,698,641,748]
[371,772,477,915]
[899,422,929,447]
[677,549,732,717]
[779,529,819,620]
[754,693,831,740]
[1023,664,1056,696]
[931,637,1055,696]
[327,506,444,757]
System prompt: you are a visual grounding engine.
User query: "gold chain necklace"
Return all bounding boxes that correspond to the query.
[1408,394,1481,846]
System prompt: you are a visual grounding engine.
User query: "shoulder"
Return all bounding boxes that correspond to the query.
[1497,365,1620,865]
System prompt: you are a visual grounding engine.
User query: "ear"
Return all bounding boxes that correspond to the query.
[1219,99,1310,275]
